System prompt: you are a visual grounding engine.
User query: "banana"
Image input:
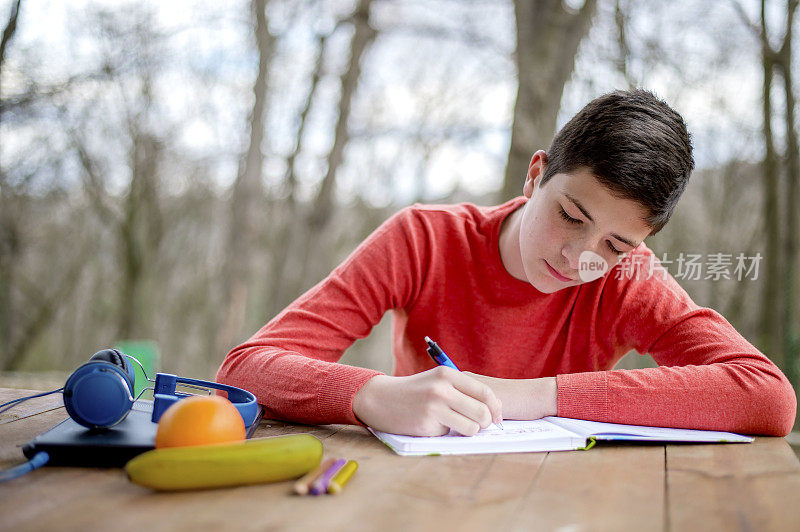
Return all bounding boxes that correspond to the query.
[125,434,323,491]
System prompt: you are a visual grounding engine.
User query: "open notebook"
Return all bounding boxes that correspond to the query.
[368,416,754,456]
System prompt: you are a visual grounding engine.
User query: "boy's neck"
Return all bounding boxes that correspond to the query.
[498,203,527,282]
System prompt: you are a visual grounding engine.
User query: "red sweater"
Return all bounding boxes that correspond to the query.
[217,198,797,436]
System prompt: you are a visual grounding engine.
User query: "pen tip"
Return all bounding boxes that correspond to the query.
[424,336,431,343]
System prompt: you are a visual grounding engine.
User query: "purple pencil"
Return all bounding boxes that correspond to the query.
[310,458,347,496]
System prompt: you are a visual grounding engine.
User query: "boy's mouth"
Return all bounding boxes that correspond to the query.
[544,260,574,282]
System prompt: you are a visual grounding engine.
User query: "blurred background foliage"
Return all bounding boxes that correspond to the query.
[0,0,798,428]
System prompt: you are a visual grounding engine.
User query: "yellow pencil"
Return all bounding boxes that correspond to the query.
[327,460,358,494]
[294,457,335,496]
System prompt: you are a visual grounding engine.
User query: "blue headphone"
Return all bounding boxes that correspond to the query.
[63,349,258,429]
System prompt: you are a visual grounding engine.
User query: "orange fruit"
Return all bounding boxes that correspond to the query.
[155,395,246,448]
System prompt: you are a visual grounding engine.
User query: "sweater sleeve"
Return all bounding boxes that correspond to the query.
[556,250,797,436]
[215,207,430,425]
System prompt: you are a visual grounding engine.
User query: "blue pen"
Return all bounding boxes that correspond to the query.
[424,336,503,430]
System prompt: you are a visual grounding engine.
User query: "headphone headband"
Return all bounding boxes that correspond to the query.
[152,374,259,427]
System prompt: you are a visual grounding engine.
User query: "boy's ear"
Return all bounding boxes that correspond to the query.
[523,150,548,198]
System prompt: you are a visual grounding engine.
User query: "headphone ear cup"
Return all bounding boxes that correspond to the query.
[64,353,135,429]
[89,349,135,390]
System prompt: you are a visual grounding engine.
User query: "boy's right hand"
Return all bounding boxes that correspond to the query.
[352,367,503,437]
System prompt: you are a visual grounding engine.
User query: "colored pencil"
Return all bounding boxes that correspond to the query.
[293,457,335,496]
[327,460,358,494]
[310,458,347,495]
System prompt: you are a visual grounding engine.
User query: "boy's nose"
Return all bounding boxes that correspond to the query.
[561,246,581,272]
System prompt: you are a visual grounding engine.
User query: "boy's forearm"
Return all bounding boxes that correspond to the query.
[466,373,557,420]
[508,376,558,420]
[557,363,797,436]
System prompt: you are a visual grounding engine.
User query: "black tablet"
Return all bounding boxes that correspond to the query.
[22,400,264,467]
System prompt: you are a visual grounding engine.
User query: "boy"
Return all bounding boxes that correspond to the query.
[217,89,796,437]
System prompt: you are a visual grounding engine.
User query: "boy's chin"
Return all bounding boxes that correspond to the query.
[533,281,571,294]
[528,273,575,294]
[522,260,578,294]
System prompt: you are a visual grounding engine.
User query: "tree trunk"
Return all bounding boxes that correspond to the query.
[116,205,142,341]
[757,0,786,368]
[777,0,799,386]
[501,0,598,201]
[266,30,328,318]
[0,0,23,369]
[0,0,22,81]
[117,131,162,340]
[307,0,375,229]
[217,0,274,353]
[3,251,85,370]
[271,0,376,314]
[614,0,634,88]
[0,194,20,368]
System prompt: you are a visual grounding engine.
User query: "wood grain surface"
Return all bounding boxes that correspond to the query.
[1,388,798,531]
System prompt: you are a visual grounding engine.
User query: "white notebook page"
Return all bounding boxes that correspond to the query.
[368,419,586,455]
[544,417,754,442]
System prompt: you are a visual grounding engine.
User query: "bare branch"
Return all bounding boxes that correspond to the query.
[728,0,761,39]
[3,240,88,371]
[614,0,633,88]
[0,0,22,78]
[67,127,120,227]
[777,0,798,58]
[309,0,377,228]
[284,29,331,202]
[384,23,508,56]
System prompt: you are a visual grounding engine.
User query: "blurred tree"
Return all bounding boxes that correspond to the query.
[613,0,634,88]
[501,0,598,200]
[270,0,377,315]
[734,0,799,385]
[266,28,330,319]
[0,0,24,369]
[0,0,92,370]
[308,0,375,229]
[0,0,21,79]
[216,0,275,355]
[70,8,166,341]
[774,0,799,385]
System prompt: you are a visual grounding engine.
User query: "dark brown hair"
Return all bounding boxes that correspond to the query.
[541,89,694,234]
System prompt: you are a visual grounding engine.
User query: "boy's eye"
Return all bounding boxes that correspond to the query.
[558,205,623,255]
[560,205,625,256]
[559,206,581,224]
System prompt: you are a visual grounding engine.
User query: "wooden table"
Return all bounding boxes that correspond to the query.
[2,387,800,531]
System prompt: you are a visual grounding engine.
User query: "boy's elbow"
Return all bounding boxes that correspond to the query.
[214,345,245,386]
[214,362,230,385]
[753,370,797,437]
[772,375,797,436]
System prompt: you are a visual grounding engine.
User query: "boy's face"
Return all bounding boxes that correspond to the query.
[517,150,653,294]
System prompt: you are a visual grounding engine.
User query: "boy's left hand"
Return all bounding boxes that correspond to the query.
[461,373,558,421]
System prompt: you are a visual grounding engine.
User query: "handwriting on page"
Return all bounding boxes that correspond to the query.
[445,420,566,438]
[478,426,553,435]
